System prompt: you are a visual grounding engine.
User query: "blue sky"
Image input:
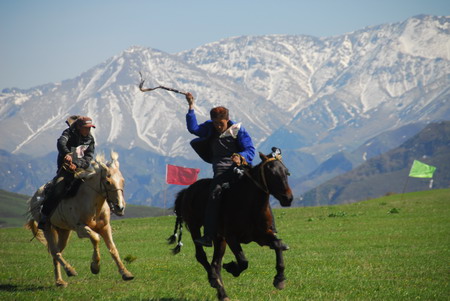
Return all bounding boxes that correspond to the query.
[1,0,449,89]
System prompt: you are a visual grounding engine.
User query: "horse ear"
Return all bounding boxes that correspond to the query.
[259,152,268,161]
[110,151,119,161]
[109,151,120,168]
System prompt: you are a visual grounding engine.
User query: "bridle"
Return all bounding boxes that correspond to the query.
[72,162,124,212]
[243,155,288,195]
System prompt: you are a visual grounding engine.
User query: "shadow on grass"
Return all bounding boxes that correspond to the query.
[0,283,47,292]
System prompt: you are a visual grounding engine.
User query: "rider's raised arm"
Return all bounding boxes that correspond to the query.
[186,109,211,137]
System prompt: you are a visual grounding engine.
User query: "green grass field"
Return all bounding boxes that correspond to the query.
[1,189,449,300]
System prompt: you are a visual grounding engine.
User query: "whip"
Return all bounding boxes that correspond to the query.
[138,71,188,96]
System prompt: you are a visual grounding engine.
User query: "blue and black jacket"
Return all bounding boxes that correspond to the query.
[186,109,255,165]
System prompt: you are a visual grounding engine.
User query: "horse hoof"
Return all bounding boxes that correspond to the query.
[223,262,240,277]
[273,279,285,290]
[90,262,100,274]
[56,280,68,288]
[122,272,134,281]
[66,268,78,277]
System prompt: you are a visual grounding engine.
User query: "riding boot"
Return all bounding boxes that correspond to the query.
[37,212,49,230]
[38,195,55,230]
[38,189,54,230]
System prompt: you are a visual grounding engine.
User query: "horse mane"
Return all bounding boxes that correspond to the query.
[248,160,264,179]
[95,151,119,168]
[95,153,107,165]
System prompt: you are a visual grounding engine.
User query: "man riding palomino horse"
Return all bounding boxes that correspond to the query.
[184,92,289,250]
[38,115,96,230]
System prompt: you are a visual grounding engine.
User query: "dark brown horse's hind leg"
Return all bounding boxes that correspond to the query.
[273,248,286,290]
[223,238,248,277]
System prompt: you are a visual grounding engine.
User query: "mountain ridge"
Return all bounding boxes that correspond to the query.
[0,15,449,206]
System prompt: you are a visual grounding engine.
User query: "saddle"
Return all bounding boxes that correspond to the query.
[42,178,83,200]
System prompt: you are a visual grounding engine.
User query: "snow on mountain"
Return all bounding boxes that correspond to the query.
[0,46,285,159]
[0,15,449,203]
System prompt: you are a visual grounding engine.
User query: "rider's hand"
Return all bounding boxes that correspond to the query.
[68,163,77,171]
[64,154,72,163]
[63,162,77,172]
[231,154,242,166]
[185,92,194,107]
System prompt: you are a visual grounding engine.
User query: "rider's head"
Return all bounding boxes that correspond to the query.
[76,116,96,137]
[210,106,229,133]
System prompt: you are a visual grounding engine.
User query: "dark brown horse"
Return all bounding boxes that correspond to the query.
[168,149,293,301]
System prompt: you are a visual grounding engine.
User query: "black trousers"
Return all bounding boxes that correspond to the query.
[41,168,75,216]
[203,168,234,238]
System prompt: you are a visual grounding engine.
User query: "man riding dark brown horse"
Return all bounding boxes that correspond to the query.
[184,92,288,250]
[168,149,293,301]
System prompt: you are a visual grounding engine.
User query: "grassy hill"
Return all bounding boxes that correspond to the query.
[0,189,172,228]
[0,189,448,300]
[297,121,450,206]
[0,189,30,228]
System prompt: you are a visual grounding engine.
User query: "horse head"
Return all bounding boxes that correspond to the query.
[91,151,126,216]
[258,147,293,207]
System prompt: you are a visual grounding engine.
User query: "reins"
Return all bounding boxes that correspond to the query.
[243,157,279,194]
[69,162,123,209]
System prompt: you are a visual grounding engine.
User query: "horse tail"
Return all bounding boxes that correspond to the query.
[25,219,47,246]
[25,187,48,246]
[167,216,184,255]
[167,189,186,255]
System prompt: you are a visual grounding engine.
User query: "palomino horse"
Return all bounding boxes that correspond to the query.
[168,149,293,301]
[26,151,134,287]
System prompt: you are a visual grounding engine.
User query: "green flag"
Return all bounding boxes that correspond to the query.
[409,160,436,178]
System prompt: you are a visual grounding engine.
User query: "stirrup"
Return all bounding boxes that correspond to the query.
[37,220,47,230]
[38,214,49,230]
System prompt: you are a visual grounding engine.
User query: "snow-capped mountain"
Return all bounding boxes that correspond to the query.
[0,15,449,205]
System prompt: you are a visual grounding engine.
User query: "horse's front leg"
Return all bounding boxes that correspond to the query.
[55,228,78,277]
[272,247,286,290]
[88,226,101,275]
[211,237,229,301]
[190,228,214,283]
[98,224,134,281]
[74,223,103,274]
[223,237,248,277]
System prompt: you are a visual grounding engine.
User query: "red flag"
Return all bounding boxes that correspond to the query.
[166,164,200,185]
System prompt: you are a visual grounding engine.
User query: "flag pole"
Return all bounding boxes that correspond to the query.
[163,183,167,209]
[164,164,168,209]
[400,176,409,202]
